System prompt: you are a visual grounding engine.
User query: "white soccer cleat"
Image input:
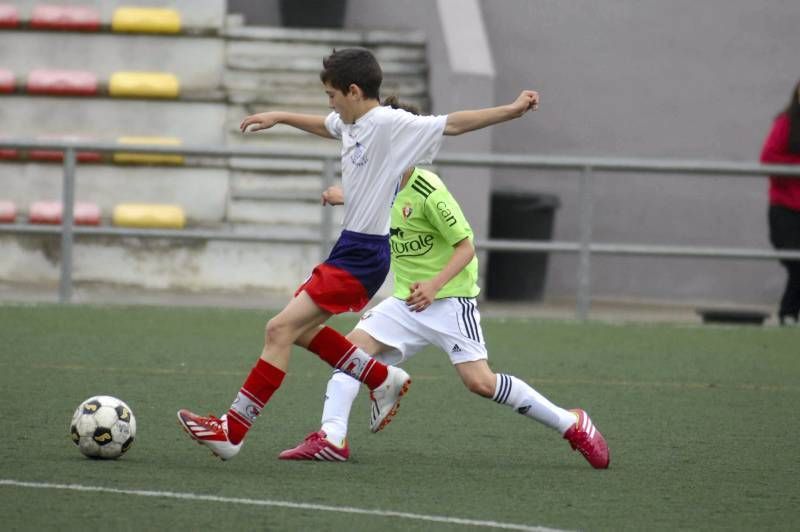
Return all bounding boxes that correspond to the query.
[369,366,411,433]
[177,410,241,461]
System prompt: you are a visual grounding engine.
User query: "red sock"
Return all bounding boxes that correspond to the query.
[308,326,388,390]
[226,359,285,445]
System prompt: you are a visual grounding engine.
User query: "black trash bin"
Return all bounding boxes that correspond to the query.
[279,0,347,28]
[486,191,560,301]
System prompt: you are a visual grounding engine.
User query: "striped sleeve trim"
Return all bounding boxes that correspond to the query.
[410,176,436,198]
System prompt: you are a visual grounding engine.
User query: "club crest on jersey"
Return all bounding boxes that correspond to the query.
[402,203,413,220]
[350,141,368,167]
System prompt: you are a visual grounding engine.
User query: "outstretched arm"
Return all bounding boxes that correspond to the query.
[406,237,475,312]
[240,111,334,139]
[444,90,539,136]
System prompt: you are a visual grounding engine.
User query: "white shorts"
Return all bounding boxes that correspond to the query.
[355,296,487,366]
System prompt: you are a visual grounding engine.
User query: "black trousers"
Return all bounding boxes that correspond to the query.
[768,204,800,318]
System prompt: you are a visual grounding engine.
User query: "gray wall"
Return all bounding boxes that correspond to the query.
[346,0,800,308]
[229,0,800,308]
[228,0,280,25]
[481,0,800,306]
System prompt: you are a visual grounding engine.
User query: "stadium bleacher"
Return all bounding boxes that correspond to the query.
[30,4,101,31]
[27,134,102,163]
[26,68,99,96]
[28,200,101,225]
[112,203,186,229]
[110,6,181,34]
[0,67,13,92]
[0,0,429,293]
[0,199,16,222]
[0,4,18,28]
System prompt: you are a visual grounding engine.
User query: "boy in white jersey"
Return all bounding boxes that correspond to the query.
[177,48,541,461]
[277,102,609,469]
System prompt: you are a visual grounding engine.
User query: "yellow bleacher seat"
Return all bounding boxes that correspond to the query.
[113,136,184,165]
[109,72,179,99]
[113,204,186,229]
[111,7,181,34]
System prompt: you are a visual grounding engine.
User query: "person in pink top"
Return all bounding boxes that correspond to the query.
[761,79,800,325]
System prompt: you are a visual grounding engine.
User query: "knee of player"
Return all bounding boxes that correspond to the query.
[264,317,295,344]
[462,374,495,398]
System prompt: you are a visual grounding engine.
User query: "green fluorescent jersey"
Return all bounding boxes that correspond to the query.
[390,168,480,300]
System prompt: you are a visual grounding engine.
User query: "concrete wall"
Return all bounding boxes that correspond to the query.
[344,0,800,307]
[480,0,800,306]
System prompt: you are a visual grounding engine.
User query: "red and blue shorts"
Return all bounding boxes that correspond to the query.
[295,230,390,314]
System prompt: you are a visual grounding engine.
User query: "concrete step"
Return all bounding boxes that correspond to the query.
[224,26,426,47]
[0,162,229,223]
[0,233,322,293]
[226,39,425,65]
[0,32,224,92]
[227,197,342,225]
[0,96,227,144]
[11,0,227,33]
[226,53,426,75]
[228,157,326,173]
[223,71,428,105]
[231,171,330,196]
[227,169,342,226]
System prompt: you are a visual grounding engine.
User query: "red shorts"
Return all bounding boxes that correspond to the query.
[295,263,371,314]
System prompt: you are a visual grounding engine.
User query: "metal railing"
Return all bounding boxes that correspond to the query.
[1,138,800,319]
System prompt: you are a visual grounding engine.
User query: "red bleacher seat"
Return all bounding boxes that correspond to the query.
[29,200,101,225]
[0,68,13,93]
[28,135,102,163]
[30,5,101,31]
[0,4,19,28]
[26,69,98,96]
[0,200,16,223]
[0,135,18,159]
[28,150,103,163]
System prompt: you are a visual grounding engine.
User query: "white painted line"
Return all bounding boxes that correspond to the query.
[0,479,567,532]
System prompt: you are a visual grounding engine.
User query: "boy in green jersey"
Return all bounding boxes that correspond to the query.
[281,121,611,467]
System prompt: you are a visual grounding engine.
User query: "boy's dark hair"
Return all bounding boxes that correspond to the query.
[320,48,382,100]
[382,95,420,116]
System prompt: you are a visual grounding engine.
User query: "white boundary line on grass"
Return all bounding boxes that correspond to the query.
[0,479,568,532]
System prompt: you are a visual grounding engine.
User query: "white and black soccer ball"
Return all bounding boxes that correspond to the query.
[70,395,136,459]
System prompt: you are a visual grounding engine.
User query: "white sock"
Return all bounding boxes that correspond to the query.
[320,370,360,446]
[493,374,577,434]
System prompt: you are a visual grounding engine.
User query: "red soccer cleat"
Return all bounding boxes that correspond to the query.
[177,409,241,461]
[278,431,350,461]
[563,409,610,469]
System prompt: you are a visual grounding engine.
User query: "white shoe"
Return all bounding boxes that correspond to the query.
[177,410,242,461]
[369,366,411,433]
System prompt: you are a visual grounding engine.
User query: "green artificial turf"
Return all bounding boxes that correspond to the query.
[1,303,798,531]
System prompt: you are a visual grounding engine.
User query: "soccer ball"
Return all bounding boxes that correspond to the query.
[70,395,136,459]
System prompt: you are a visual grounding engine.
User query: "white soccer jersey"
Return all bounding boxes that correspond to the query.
[325,106,447,235]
